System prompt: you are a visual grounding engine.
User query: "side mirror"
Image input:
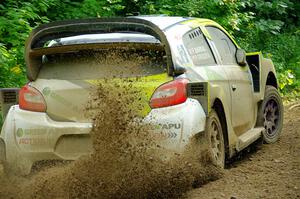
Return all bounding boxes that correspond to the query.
[236,49,247,66]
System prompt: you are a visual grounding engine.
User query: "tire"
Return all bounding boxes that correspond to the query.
[256,85,283,143]
[205,109,225,168]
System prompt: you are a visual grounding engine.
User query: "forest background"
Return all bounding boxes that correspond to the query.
[0,0,299,95]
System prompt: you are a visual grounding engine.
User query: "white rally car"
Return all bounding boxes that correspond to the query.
[0,16,283,175]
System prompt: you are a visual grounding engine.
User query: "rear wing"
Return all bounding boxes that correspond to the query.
[0,88,19,120]
[25,18,175,80]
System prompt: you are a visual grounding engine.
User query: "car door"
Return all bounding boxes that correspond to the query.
[206,26,255,135]
[181,27,230,115]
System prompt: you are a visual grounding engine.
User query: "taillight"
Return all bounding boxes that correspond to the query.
[19,84,46,112]
[150,78,188,108]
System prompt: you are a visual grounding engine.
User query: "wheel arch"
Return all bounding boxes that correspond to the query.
[266,72,278,89]
[256,72,279,124]
[212,98,229,158]
[260,56,278,96]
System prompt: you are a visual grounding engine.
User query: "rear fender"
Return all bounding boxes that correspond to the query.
[246,52,277,101]
[261,58,278,93]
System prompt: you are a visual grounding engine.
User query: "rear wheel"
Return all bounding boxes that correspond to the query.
[205,110,225,168]
[257,86,283,143]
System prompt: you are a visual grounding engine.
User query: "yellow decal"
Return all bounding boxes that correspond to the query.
[246,51,261,56]
[181,19,240,48]
[85,73,172,85]
[181,18,212,28]
[200,26,212,40]
[180,19,212,40]
[207,82,211,114]
[85,73,172,117]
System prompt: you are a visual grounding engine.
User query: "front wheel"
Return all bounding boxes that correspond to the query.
[205,110,225,168]
[257,86,283,143]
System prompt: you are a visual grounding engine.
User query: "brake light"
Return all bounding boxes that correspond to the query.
[150,78,188,108]
[19,84,46,112]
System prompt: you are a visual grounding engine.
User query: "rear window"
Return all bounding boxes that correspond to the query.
[39,48,167,80]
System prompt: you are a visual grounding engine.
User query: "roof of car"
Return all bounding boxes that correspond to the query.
[54,16,219,45]
[134,16,216,30]
[129,16,238,47]
[134,16,190,30]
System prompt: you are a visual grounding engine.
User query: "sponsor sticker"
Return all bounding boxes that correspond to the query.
[16,128,51,145]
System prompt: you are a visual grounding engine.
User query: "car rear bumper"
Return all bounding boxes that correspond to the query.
[1,99,206,174]
[1,105,93,174]
[143,98,206,152]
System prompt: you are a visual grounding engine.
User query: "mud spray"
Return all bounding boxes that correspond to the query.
[0,53,222,199]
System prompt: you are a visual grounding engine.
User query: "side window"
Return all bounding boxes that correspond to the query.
[206,26,237,65]
[182,28,216,66]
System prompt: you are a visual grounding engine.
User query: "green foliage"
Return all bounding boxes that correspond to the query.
[265,32,300,94]
[0,43,26,88]
[0,0,55,88]
[0,0,299,98]
[46,0,125,20]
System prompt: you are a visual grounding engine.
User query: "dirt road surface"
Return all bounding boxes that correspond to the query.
[185,102,300,199]
[0,102,299,198]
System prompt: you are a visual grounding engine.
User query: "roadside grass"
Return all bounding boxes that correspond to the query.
[281,90,300,106]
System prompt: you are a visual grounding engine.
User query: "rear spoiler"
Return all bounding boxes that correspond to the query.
[25,18,174,80]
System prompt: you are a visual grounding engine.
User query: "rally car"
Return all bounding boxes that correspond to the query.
[0,16,283,175]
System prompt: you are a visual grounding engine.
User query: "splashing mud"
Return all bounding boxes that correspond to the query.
[0,80,222,199]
